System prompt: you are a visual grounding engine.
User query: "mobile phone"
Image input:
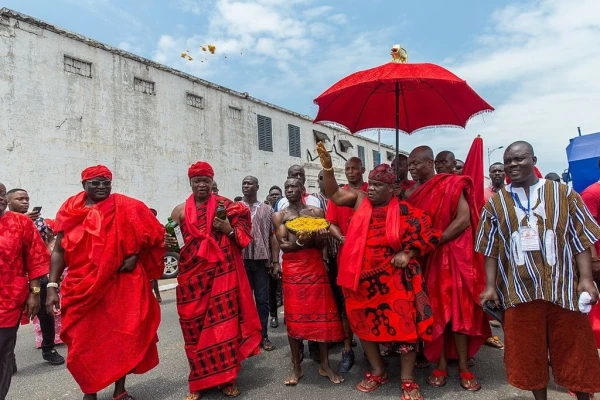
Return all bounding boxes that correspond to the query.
[32,206,42,214]
[483,301,504,324]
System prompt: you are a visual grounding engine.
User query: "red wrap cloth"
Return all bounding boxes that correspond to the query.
[176,195,261,393]
[282,248,345,342]
[591,304,600,349]
[81,165,112,181]
[342,198,439,343]
[406,174,491,362]
[0,212,49,328]
[54,192,164,394]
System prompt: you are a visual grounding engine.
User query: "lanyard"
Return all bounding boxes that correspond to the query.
[510,185,531,224]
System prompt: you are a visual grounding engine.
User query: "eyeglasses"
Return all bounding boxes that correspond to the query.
[87,180,112,188]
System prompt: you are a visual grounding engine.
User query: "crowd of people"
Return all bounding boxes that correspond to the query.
[1,140,600,400]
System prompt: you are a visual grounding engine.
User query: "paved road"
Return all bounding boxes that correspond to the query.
[9,289,577,400]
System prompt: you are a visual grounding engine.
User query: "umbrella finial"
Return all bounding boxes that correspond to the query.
[391,44,408,63]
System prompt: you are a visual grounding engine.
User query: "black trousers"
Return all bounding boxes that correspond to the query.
[269,275,282,317]
[243,259,270,338]
[38,277,56,352]
[0,321,19,400]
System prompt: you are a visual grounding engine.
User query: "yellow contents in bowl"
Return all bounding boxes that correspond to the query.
[285,217,329,241]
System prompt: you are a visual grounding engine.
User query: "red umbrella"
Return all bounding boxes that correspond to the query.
[313,46,494,180]
[462,136,484,211]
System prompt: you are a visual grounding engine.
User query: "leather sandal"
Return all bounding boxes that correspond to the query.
[459,370,481,391]
[428,369,447,387]
[356,372,389,393]
[401,380,423,400]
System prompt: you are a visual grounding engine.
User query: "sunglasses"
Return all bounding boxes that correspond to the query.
[87,180,112,188]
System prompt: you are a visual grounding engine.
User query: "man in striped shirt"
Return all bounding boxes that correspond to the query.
[476,141,600,400]
[242,176,276,351]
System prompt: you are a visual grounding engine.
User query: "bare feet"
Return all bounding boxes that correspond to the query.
[319,366,345,384]
[284,366,303,386]
[184,393,200,400]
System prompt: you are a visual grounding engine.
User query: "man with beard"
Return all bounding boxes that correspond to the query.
[317,143,440,400]
[403,146,490,391]
[0,183,49,399]
[47,165,164,400]
[273,178,345,386]
[166,162,261,399]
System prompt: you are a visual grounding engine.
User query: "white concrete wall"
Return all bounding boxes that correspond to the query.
[0,13,399,221]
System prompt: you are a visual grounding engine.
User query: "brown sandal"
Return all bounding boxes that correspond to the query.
[356,372,389,392]
[220,383,241,398]
[428,369,447,387]
[485,336,504,349]
[459,370,481,391]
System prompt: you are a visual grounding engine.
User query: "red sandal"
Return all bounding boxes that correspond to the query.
[113,391,135,400]
[401,380,423,400]
[459,370,481,391]
[356,372,389,393]
[427,369,447,387]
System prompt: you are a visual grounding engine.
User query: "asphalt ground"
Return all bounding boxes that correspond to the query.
[9,289,584,400]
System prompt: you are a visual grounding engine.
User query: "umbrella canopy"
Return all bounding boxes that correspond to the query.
[462,136,484,211]
[314,62,494,135]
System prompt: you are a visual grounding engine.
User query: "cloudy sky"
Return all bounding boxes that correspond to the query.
[6,0,600,175]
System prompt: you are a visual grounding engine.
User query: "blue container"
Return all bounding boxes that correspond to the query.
[566,132,600,193]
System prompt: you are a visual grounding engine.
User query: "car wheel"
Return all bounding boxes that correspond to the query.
[162,252,180,279]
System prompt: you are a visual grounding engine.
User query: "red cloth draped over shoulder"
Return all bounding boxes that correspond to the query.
[177,194,261,393]
[54,192,164,394]
[407,174,491,362]
[341,198,439,343]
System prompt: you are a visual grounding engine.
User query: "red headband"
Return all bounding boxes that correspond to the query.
[81,165,112,182]
[188,161,214,179]
[368,163,396,184]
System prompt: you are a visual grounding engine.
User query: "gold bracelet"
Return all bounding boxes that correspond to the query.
[323,166,334,171]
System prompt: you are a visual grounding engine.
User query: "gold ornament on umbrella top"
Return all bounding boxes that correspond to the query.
[390,44,408,63]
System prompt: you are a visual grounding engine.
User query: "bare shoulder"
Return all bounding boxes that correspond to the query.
[171,202,185,223]
[304,205,324,218]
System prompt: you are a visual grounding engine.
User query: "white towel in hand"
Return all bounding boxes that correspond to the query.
[579,292,593,313]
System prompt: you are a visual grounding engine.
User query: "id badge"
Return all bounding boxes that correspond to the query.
[519,226,540,251]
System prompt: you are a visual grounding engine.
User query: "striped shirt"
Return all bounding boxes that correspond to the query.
[242,201,273,260]
[475,179,600,311]
[312,191,338,258]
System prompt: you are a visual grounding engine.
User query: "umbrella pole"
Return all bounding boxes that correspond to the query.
[395,81,400,182]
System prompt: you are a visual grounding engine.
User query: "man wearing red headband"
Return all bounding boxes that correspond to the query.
[403,146,491,391]
[166,161,261,400]
[317,145,440,400]
[46,165,165,400]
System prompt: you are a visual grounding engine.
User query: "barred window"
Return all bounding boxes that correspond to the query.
[186,93,204,109]
[358,145,365,167]
[229,106,242,120]
[257,115,273,152]
[64,55,92,78]
[134,78,155,95]
[288,124,301,157]
[372,149,380,168]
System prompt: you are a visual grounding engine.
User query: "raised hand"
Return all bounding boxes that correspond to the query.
[316,141,332,170]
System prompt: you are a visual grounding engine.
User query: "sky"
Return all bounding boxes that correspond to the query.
[5,0,600,176]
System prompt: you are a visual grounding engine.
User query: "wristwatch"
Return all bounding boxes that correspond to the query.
[29,287,41,295]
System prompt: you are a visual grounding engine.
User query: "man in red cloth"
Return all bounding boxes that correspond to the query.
[326,156,367,373]
[317,143,440,400]
[0,182,49,399]
[166,161,262,400]
[273,177,345,386]
[46,166,164,400]
[403,146,490,391]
